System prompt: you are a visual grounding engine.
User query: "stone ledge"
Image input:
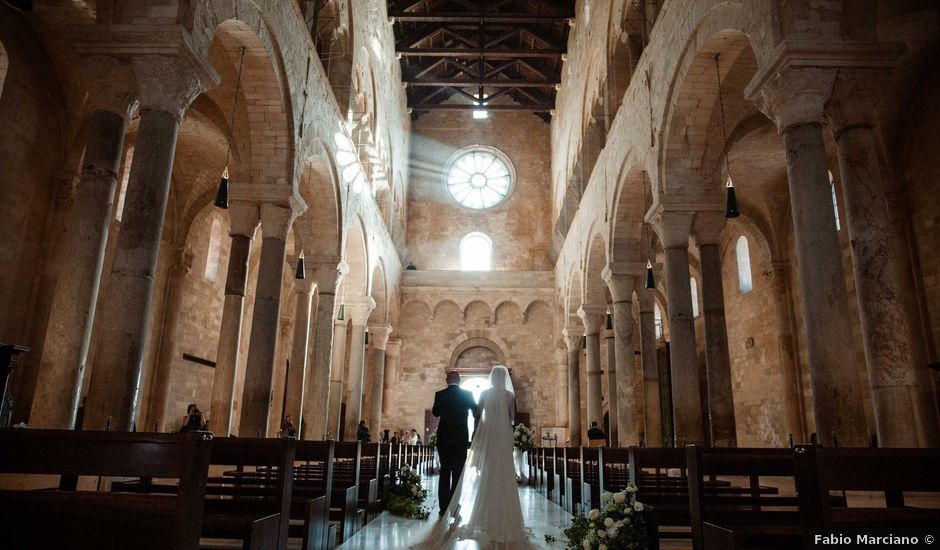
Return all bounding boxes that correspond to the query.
[401,270,554,289]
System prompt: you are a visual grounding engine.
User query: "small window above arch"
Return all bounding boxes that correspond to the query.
[460,232,492,271]
[205,218,222,280]
[829,170,841,232]
[654,302,663,340]
[690,277,699,317]
[736,236,753,294]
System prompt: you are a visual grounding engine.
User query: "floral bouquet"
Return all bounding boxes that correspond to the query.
[426,430,440,473]
[387,464,430,520]
[513,423,537,453]
[427,429,437,448]
[563,485,649,550]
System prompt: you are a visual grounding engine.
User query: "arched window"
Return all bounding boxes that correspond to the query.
[829,170,841,231]
[114,146,134,221]
[205,218,222,280]
[736,236,753,294]
[690,277,699,317]
[654,302,663,340]
[460,232,492,271]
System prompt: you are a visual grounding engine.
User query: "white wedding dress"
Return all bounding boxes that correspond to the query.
[417,366,534,549]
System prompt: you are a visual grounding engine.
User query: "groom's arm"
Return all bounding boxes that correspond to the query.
[431,391,441,417]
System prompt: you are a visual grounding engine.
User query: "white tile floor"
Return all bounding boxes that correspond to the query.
[336,473,572,550]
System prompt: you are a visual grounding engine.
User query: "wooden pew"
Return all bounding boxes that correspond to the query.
[563,447,583,515]
[291,440,336,550]
[687,446,801,550]
[551,447,567,505]
[580,446,601,513]
[628,446,692,539]
[359,442,382,522]
[0,429,211,550]
[332,442,363,542]
[794,445,940,546]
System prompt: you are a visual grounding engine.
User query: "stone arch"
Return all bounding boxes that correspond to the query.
[610,159,649,264]
[523,300,553,325]
[583,228,609,307]
[447,336,508,372]
[205,18,294,186]
[566,266,584,330]
[368,257,388,325]
[295,143,343,264]
[495,301,522,326]
[401,300,431,326]
[464,300,492,327]
[433,300,461,324]
[342,215,369,302]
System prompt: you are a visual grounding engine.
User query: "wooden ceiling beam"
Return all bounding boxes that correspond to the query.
[398,47,564,58]
[390,12,574,23]
[410,103,554,111]
[404,78,559,87]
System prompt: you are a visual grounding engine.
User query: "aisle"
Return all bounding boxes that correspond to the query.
[336,473,571,549]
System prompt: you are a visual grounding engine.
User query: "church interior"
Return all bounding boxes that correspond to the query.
[1,0,939,548]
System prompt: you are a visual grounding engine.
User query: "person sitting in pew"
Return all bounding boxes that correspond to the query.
[587,421,606,446]
[180,403,208,432]
[358,420,372,443]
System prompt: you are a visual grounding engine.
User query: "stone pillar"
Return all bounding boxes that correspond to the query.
[368,325,392,435]
[637,290,662,446]
[302,262,344,440]
[827,69,939,446]
[283,267,314,427]
[326,317,349,439]
[563,327,583,446]
[749,66,868,446]
[603,268,641,446]
[647,208,704,445]
[693,213,737,447]
[147,247,195,430]
[29,57,136,429]
[578,305,606,431]
[85,56,212,431]
[383,338,402,416]
[209,201,259,436]
[604,324,618,445]
[342,299,375,440]
[769,261,807,441]
[239,203,302,437]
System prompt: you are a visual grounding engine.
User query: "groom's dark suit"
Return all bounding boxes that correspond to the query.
[432,383,477,514]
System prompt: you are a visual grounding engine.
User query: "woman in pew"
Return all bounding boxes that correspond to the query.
[179,404,207,432]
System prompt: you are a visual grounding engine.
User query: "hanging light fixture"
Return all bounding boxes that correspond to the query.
[365,328,370,345]
[714,53,740,219]
[337,304,345,321]
[605,308,613,330]
[294,254,306,280]
[215,47,247,210]
[645,260,656,289]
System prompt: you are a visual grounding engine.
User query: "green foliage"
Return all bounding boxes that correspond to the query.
[563,486,650,550]
[513,423,537,453]
[386,464,430,520]
[387,494,431,520]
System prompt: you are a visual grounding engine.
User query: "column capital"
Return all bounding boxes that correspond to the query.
[601,267,638,303]
[744,41,902,133]
[693,211,727,247]
[131,55,215,119]
[230,182,307,212]
[368,325,393,350]
[825,67,894,137]
[80,55,138,119]
[345,297,376,326]
[228,200,260,238]
[562,325,584,351]
[386,337,403,356]
[636,288,657,313]
[577,305,607,335]
[645,207,694,249]
[259,203,297,240]
[310,258,347,294]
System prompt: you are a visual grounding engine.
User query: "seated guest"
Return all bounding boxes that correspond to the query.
[357,420,372,443]
[279,415,296,438]
[180,404,207,432]
[587,421,606,445]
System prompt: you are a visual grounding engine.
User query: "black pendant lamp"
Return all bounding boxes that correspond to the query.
[215,47,247,210]
[715,53,740,219]
[294,255,306,280]
[605,309,613,330]
[645,260,656,290]
[365,328,370,345]
[3,0,33,11]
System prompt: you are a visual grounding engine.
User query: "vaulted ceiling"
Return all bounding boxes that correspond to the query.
[388,0,574,120]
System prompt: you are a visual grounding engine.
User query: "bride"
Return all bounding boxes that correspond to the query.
[417,365,533,549]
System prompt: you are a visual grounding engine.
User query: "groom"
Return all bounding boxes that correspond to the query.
[432,370,478,515]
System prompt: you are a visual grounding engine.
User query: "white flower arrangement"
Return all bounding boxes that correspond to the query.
[513,423,537,453]
[564,485,649,550]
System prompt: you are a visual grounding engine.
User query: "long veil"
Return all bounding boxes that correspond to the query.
[417,365,533,549]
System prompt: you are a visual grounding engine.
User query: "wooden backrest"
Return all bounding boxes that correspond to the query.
[0,429,211,548]
[581,447,600,486]
[629,446,686,485]
[360,442,380,479]
[564,447,581,481]
[295,440,334,496]
[794,445,940,528]
[333,442,362,488]
[598,447,630,494]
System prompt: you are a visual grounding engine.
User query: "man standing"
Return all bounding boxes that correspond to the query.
[432,370,477,516]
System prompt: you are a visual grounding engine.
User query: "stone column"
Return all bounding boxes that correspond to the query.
[368,325,392,435]
[29,57,137,429]
[693,213,737,447]
[147,247,195,430]
[283,267,314,427]
[85,56,212,431]
[827,69,939,446]
[209,201,259,436]
[578,305,606,431]
[769,261,807,441]
[637,290,662,446]
[563,326,583,446]
[342,299,375,440]
[603,268,642,446]
[749,66,867,446]
[647,208,704,445]
[604,323,618,445]
[383,337,402,415]
[326,317,349,438]
[302,262,344,440]
[239,203,302,437]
